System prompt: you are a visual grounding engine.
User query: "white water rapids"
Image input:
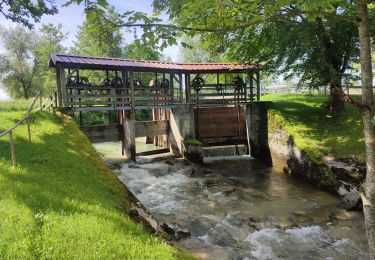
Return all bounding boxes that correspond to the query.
[114,156,368,259]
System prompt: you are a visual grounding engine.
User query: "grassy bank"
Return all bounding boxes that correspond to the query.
[262,94,365,164]
[0,102,191,259]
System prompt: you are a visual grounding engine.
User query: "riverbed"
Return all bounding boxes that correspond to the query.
[95,143,368,259]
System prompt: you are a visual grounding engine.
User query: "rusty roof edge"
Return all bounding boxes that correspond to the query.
[48,53,260,70]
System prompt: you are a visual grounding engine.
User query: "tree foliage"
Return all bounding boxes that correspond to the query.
[0,26,38,99]
[122,40,162,60]
[34,23,67,94]
[0,0,57,28]
[0,24,66,98]
[73,6,123,58]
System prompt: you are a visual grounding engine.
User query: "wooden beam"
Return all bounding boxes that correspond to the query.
[80,124,121,143]
[186,74,191,103]
[179,74,183,103]
[59,65,67,106]
[56,66,63,107]
[134,120,169,138]
[129,71,135,119]
[123,119,136,161]
[169,73,174,103]
[256,70,260,101]
[249,72,254,102]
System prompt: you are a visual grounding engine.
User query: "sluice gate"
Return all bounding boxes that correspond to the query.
[49,53,271,165]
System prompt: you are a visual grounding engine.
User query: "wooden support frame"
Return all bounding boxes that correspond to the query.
[256,70,261,101]
[123,118,136,161]
[169,73,174,103]
[248,72,254,102]
[186,74,191,103]
[179,74,183,104]
[58,65,67,106]
[55,65,63,107]
[129,71,135,119]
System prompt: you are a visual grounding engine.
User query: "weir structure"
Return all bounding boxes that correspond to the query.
[49,53,271,165]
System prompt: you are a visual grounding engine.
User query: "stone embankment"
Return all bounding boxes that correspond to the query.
[268,113,365,210]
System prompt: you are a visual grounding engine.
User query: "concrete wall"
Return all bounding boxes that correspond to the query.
[246,102,272,166]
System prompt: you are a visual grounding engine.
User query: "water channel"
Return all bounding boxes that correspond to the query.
[95,142,369,259]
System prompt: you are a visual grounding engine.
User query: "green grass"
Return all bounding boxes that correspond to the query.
[184,139,203,146]
[0,105,193,259]
[262,94,365,164]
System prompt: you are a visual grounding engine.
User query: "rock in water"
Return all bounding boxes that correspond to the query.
[341,190,362,210]
[161,222,190,240]
[176,167,195,177]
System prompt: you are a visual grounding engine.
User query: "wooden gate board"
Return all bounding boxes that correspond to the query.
[195,106,246,140]
[80,120,169,143]
[80,124,122,143]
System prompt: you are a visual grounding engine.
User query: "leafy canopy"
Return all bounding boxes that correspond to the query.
[0,0,57,28]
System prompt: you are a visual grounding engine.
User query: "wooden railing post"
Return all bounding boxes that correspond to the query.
[9,130,16,167]
[39,94,43,110]
[27,111,31,143]
[50,96,53,113]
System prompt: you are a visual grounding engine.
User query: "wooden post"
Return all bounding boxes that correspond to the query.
[244,73,248,103]
[9,130,16,167]
[256,70,261,101]
[49,96,53,113]
[186,74,191,103]
[249,72,254,102]
[169,73,174,105]
[179,74,183,104]
[54,91,58,108]
[129,71,135,119]
[27,112,31,143]
[39,94,43,110]
[59,66,67,107]
[123,118,136,161]
[56,67,63,107]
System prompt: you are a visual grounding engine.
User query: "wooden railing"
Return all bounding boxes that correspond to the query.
[0,92,56,167]
[65,85,175,111]
[188,84,254,106]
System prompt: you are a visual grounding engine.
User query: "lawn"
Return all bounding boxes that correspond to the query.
[262,94,365,164]
[0,100,192,259]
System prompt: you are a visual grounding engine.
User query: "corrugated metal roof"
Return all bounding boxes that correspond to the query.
[49,53,258,73]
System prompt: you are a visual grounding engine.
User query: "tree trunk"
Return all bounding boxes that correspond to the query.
[328,79,345,117]
[357,0,375,258]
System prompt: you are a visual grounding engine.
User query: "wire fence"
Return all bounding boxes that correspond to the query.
[0,92,56,167]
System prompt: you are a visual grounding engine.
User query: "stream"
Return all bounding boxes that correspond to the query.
[96,142,369,259]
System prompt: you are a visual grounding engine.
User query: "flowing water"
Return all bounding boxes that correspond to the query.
[108,152,368,259]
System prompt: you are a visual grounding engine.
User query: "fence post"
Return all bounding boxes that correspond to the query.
[49,96,53,113]
[27,112,31,143]
[9,130,16,167]
[39,94,43,110]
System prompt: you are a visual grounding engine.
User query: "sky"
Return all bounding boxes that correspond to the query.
[0,0,181,100]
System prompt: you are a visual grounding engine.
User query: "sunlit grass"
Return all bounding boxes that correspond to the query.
[0,105,193,259]
[262,94,365,163]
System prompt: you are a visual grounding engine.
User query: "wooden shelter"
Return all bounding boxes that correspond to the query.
[49,53,261,112]
[49,53,263,161]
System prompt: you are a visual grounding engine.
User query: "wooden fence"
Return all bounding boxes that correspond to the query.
[0,92,56,167]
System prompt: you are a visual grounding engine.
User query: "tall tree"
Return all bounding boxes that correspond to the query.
[357,0,375,257]
[179,35,217,63]
[0,25,38,99]
[0,0,57,28]
[122,40,162,60]
[73,6,122,57]
[34,23,67,95]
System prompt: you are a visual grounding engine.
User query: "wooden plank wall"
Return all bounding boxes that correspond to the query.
[196,107,246,139]
[134,120,169,138]
[80,120,169,143]
[80,124,122,143]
